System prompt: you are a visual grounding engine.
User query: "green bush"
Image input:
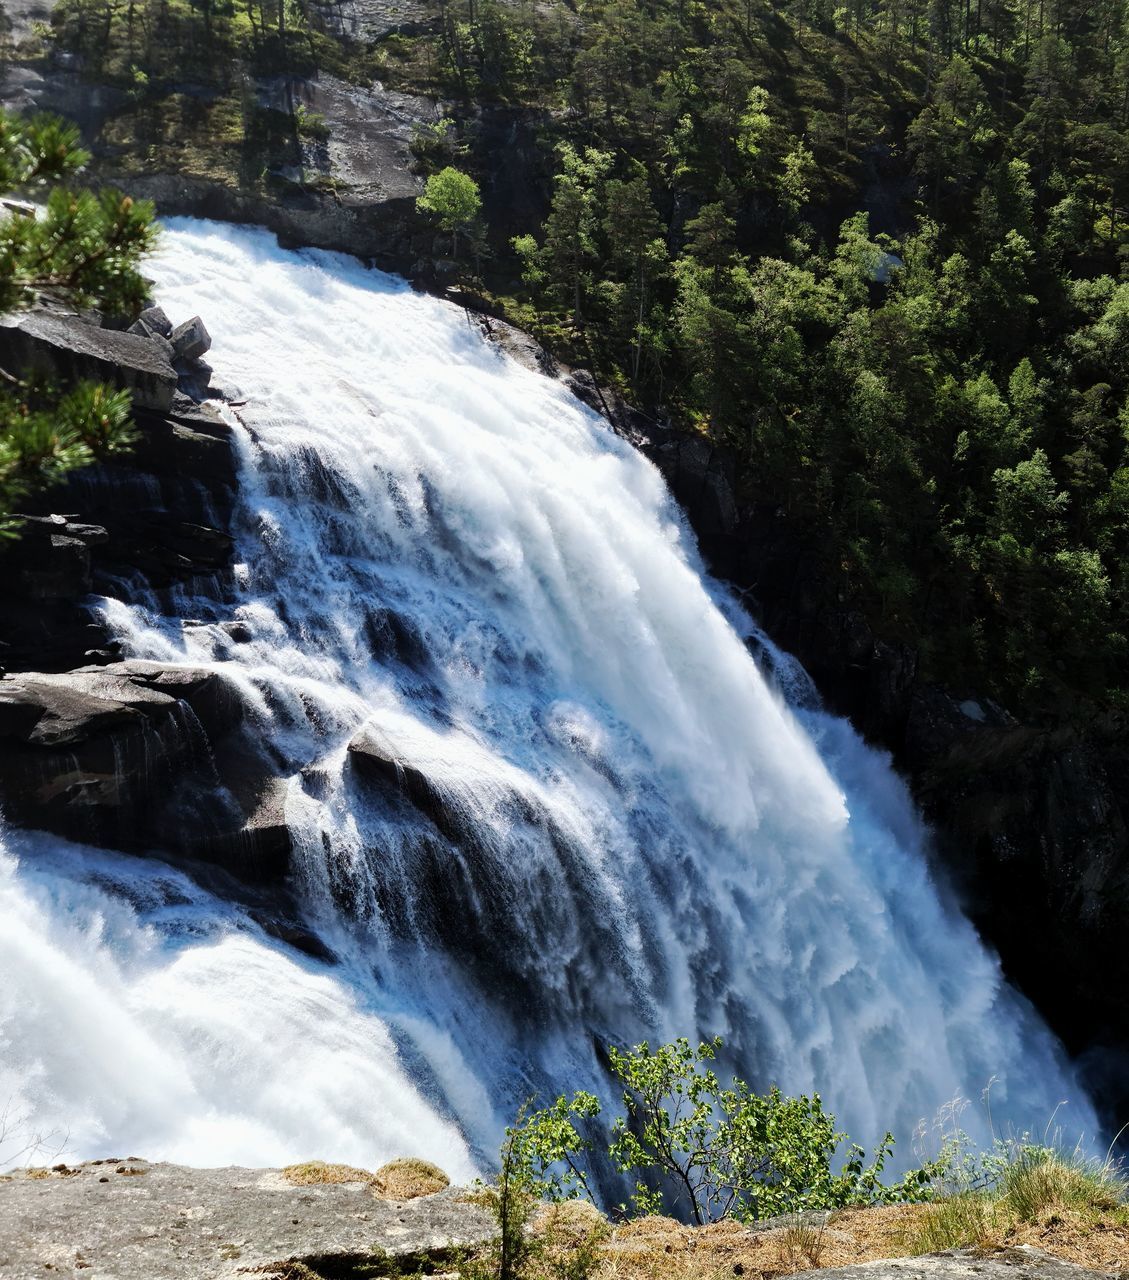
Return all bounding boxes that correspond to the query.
[503,1037,942,1226]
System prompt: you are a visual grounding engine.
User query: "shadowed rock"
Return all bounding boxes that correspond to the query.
[0,662,290,884]
[170,314,211,361]
[347,728,460,841]
[0,310,178,410]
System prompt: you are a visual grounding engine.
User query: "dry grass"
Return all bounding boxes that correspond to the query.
[372,1158,450,1201]
[515,1196,1129,1280]
[907,1147,1129,1273]
[593,1206,925,1280]
[283,1161,374,1186]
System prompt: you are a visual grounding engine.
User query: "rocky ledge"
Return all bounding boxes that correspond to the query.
[0,1163,1122,1280]
[804,1254,1125,1280]
[0,1160,494,1279]
[0,302,299,884]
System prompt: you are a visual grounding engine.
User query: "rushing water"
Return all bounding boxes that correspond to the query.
[0,220,1098,1180]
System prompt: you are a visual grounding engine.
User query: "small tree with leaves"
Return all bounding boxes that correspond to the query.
[417,165,482,262]
[505,1039,943,1225]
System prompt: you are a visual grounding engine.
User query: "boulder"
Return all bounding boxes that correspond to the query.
[170,314,211,361]
[4,514,108,600]
[0,310,178,410]
[0,663,284,879]
[184,767,294,885]
[129,303,173,338]
[347,728,461,841]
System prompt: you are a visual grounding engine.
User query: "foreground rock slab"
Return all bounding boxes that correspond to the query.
[0,1160,494,1279]
[803,1248,1124,1280]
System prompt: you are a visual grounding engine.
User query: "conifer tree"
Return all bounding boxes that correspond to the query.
[0,109,157,535]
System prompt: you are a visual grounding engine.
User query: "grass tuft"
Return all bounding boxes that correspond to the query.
[282,1161,373,1186]
[773,1220,827,1271]
[371,1157,450,1200]
[908,1138,1128,1257]
[909,1192,995,1253]
[999,1146,1124,1221]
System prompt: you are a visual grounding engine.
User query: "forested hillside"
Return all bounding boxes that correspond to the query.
[14,0,1129,713]
[405,0,1129,717]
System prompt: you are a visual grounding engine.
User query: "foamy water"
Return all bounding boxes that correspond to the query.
[0,220,1096,1181]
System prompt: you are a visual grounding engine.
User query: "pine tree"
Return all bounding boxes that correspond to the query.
[0,109,157,535]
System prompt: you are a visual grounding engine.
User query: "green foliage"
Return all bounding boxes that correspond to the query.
[418,166,482,231]
[36,0,1129,715]
[0,378,135,536]
[606,1038,939,1224]
[0,109,156,531]
[403,0,1129,716]
[908,1138,1128,1252]
[508,1039,941,1226]
[999,1145,1126,1220]
[417,166,482,261]
[505,1092,601,1203]
[465,1119,543,1280]
[911,1191,994,1252]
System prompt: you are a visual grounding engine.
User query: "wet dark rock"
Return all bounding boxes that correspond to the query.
[914,710,1129,1078]
[347,728,459,841]
[5,514,108,600]
[0,667,208,848]
[0,309,178,410]
[187,767,294,885]
[250,910,337,962]
[363,605,431,671]
[0,662,291,884]
[218,620,254,643]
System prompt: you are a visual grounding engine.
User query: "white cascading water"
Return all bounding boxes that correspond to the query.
[0,220,1097,1181]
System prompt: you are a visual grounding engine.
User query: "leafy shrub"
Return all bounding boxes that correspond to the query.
[503,1038,942,1225]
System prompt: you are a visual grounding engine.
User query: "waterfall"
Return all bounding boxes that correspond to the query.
[0,219,1096,1180]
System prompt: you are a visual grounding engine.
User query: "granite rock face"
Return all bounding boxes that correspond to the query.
[0,661,290,881]
[795,1249,1124,1280]
[0,311,178,411]
[0,1161,495,1280]
[0,1165,1121,1280]
[0,395,237,674]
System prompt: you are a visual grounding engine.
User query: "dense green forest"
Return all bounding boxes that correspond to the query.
[412,0,1129,715]
[18,0,1129,711]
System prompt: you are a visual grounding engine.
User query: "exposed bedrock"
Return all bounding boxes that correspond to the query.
[0,660,289,881]
[0,310,178,410]
[0,1161,494,1280]
[0,391,236,674]
[0,307,290,880]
